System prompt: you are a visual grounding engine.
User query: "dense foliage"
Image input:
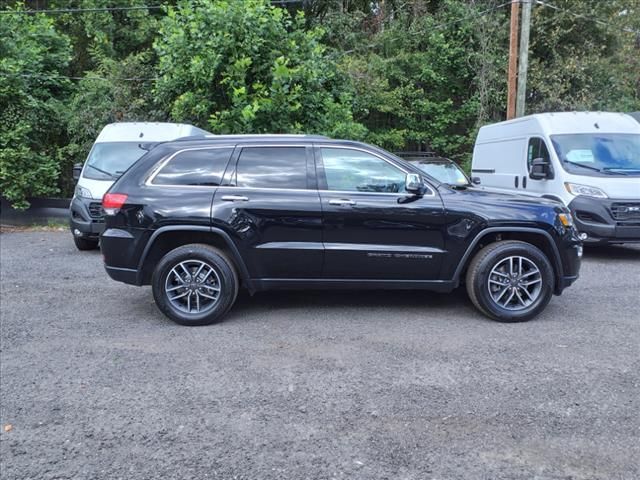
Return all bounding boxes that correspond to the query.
[0,6,72,208]
[155,0,364,138]
[1,0,639,207]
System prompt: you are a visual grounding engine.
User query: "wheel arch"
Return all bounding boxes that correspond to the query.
[453,227,564,294]
[136,226,252,291]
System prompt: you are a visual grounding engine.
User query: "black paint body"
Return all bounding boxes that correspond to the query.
[101,137,582,295]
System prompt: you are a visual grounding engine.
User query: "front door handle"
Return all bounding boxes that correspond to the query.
[329,198,356,206]
[220,195,249,202]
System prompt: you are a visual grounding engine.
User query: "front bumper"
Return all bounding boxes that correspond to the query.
[568,196,640,244]
[555,228,582,295]
[69,196,105,238]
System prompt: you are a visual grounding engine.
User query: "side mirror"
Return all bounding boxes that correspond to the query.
[471,176,481,185]
[72,163,83,181]
[405,173,427,195]
[529,157,553,180]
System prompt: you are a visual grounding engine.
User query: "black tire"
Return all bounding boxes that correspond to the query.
[152,244,239,326]
[73,236,99,251]
[465,240,555,323]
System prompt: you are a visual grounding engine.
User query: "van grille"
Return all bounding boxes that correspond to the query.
[610,203,640,221]
[88,202,104,219]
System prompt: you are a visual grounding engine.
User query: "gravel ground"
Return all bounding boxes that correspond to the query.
[1,231,639,480]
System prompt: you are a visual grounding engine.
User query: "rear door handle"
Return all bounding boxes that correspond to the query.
[220,195,249,202]
[329,198,356,206]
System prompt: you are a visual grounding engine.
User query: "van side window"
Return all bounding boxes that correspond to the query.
[527,137,550,170]
[236,147,307,189]
[152,148,233,186]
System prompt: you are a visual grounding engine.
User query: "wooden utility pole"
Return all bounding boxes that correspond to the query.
[506,0,520,120]
[516,0,532,117]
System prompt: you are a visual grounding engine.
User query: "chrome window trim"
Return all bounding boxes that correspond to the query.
[145,145,235,188]
[144,142,435,197]
[214,186,434,197]
[317,145,435,197]
[216,186,316,193]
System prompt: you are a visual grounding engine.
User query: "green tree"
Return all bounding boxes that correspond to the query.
[0,6,72,208]
[51,1,167,195]
[319,0,493,162]
[527,0,640,112]
[154,0,365,138]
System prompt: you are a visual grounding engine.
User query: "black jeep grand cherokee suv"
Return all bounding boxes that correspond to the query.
[101,135,582,325]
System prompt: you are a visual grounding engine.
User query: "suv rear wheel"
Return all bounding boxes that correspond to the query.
[466,240,555,322]
[152,244,239,326]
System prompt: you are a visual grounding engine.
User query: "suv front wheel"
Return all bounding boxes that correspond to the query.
[152,244,239,326]
[466,240,555,322]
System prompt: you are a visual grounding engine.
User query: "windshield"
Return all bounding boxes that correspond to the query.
[83,142,149,180]
[551,134,640,176]
[410,161,469,185]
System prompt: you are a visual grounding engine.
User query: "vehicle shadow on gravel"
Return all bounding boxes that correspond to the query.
[228,287,477,318]
[583,244,640,261]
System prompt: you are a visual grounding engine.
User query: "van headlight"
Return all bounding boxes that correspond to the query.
[564,182,607,198]
[75,185,93,199]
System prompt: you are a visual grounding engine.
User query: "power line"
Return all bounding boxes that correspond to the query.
[0,5,164,15]
[0,72,158,82]
[0,1,302,15]
[535,0,639,34]
[428,1,512,32]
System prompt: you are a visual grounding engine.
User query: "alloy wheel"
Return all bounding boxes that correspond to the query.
[487,256,543,311]
[164,260,221,314]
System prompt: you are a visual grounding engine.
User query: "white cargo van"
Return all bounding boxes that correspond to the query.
[70,122,210,250]
[471,112,640,245]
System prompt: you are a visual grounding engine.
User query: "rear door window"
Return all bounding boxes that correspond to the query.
[235,147,308,189]
[152,148,233,186]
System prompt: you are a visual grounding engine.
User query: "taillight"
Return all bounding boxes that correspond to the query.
[102,193,128,215]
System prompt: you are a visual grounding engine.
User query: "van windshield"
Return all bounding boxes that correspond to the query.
[550,133,640,176]
[410,161,469,185]
[83,142,150,180]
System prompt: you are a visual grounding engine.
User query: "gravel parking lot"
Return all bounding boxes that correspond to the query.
[1,230,639,480]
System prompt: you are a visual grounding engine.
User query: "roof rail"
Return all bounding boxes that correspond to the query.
[394,151,437,157]
[170,133,330,142]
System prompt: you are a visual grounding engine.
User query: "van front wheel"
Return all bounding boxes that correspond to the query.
[466,241,555,322]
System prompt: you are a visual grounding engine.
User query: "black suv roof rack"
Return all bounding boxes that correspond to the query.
[394,151,437,157]
[171,133,330,142]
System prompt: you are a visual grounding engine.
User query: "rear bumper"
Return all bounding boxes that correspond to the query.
[69,196,105,238]
[569,196,640,244]
[102,227,146,285]
[105,265,138,285]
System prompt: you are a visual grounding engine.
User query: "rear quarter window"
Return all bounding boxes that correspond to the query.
[151,148,233,186]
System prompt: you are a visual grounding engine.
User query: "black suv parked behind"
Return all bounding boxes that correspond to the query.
[101,135,582,325]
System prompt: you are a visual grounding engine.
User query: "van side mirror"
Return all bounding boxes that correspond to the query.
[529,157,554,180]
[405,173,427,195]
[73,163,83,181]
[471,176,481,185]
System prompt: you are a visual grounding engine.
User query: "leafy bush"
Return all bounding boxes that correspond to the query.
[154,0,366,138]
[0,8,72,208]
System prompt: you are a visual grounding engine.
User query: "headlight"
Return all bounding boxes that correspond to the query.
[564,182,608,198]
[75,185,93,199]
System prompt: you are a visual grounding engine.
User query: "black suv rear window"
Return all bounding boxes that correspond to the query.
[152,148,233,186]
[236,147,307,189]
